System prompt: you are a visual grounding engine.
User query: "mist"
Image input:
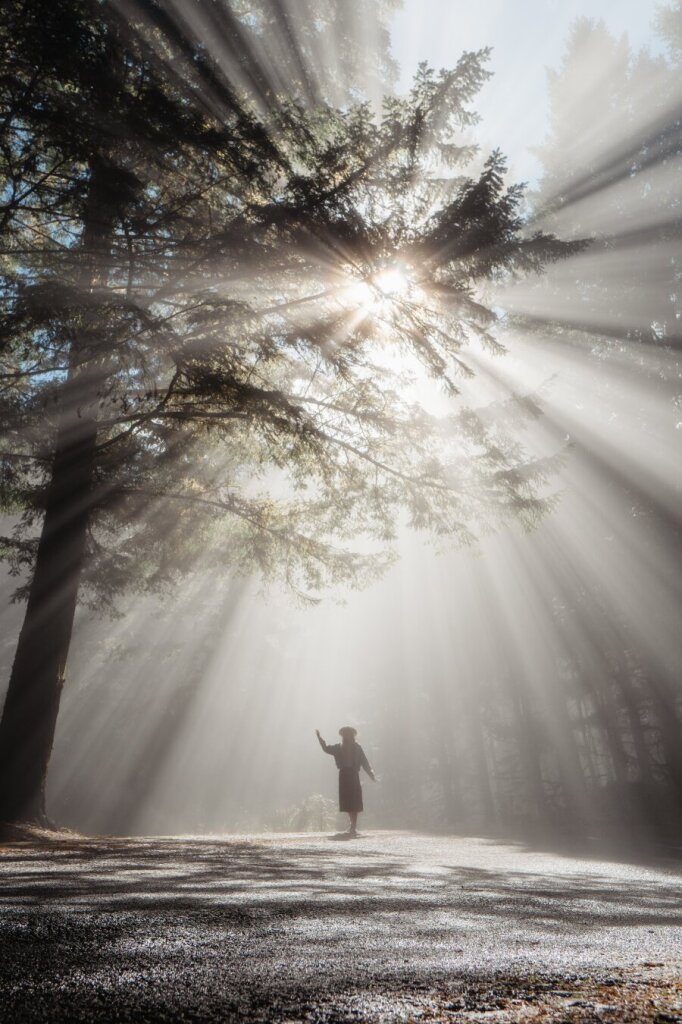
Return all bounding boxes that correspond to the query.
[1,0,680,850]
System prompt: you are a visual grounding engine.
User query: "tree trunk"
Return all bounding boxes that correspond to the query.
[510,683,548,825]
[0,412,99,823]
[430,681,462,829]
[463,683,495,827]
[0,158,113,825]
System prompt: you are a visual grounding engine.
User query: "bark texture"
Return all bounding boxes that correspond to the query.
[0,159,113,824]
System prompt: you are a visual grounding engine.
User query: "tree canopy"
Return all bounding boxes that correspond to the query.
[0,0,579,606]
[0,0,582,824]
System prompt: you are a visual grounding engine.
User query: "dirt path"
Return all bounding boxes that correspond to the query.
[0,831,680,1022]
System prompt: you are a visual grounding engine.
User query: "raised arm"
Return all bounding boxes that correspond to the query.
[315,729,332,754]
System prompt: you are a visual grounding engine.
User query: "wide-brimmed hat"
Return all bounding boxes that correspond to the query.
[339,726,357,737]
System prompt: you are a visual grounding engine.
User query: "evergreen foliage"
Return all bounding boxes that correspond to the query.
[0,0,578,823]
[1,0,577,605]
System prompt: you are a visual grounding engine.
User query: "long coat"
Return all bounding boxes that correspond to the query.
[319,738,373,812]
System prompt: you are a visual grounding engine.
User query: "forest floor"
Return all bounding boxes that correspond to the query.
[0,830,680,1023]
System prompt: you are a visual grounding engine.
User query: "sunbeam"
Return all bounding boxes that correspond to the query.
[2,5,682,1019]
[0,0,680,858]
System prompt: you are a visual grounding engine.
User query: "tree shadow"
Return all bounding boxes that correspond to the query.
[1,833,681,1023]
[0,832,680,925]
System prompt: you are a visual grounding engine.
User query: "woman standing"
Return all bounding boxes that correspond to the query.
[316,726,376,835]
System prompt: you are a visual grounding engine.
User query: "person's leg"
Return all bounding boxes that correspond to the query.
[348,811,358,834]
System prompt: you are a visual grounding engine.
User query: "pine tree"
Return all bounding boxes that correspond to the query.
[514,10,682,833]
[0,0,577,825]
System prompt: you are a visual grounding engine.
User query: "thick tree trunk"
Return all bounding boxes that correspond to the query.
[0,158,113,825]
[0,410,98,823]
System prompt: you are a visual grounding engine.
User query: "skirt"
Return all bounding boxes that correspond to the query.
[338,767,363,813]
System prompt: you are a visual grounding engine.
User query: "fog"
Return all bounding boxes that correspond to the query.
[1,0,680,845]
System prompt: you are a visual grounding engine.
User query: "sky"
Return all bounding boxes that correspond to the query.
[390,0,664,182]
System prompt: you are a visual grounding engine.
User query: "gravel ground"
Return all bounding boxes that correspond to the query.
[0,830,680,1022]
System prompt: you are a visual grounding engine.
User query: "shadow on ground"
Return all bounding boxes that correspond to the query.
[0,831,680,1022]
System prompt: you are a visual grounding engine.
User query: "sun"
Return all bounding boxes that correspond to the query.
[372,267,410,298]
[343,264,416,316]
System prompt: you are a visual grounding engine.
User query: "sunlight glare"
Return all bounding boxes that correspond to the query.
[373,267,410,297]
[343,264,417,320]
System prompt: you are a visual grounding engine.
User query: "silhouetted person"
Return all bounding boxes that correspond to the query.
[316,726,375,835]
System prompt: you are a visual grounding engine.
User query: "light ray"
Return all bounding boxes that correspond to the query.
[2,0,681,846]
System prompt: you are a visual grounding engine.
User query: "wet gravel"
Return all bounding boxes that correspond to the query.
[0,831,680,1022]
